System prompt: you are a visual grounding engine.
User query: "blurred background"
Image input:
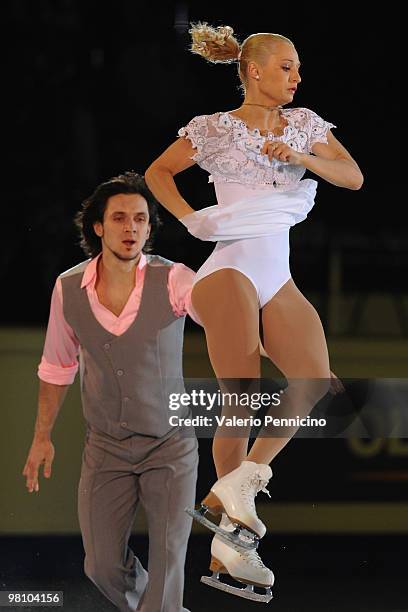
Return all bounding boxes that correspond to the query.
[1,1,407,610]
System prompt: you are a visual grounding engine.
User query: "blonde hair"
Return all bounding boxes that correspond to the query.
[189,23,294,91]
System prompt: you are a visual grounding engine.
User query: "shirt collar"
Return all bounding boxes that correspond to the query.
[81,252,148,289]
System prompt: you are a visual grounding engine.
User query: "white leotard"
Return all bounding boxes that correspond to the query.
[179,108,335,307]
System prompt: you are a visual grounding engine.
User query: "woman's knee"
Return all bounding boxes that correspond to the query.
[286,376,331,406]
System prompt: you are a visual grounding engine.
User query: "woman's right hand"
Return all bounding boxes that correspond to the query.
[179,212,216,241]
[144,137,199,219]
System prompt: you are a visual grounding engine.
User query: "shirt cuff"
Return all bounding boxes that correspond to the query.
[38,356,78,385]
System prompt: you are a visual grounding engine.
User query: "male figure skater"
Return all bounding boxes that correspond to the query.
[22,171,198,612]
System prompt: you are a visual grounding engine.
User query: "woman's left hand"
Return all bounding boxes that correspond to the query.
[261,141,305,165]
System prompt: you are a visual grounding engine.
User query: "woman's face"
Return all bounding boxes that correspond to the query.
[256,42,301,104]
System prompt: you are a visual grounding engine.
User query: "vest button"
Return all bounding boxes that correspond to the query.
[117,369,124,376]
[120,421,128,428]
[104,343,111,350]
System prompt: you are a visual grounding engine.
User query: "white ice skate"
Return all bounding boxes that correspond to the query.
[201,515,274,603]
[186,461,272,551]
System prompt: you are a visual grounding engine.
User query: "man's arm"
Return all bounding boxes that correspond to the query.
[23,279,80,493]
[167,263,202,325]
[22,381,69,493]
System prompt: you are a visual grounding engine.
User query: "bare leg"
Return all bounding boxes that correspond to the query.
[247,279,331,465]
[191,269,260,478]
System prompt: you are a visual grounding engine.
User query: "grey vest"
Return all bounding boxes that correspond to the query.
[61,255,187,439]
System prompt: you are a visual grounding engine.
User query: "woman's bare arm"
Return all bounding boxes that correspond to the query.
[145,137,198,219]
[302,130,364,190]
[262,130,364,190]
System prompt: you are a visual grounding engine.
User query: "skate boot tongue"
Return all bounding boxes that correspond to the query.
[243,462,272,499]
[241,461,272,480]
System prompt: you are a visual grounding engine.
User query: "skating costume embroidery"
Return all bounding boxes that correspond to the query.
[178,108,335,187]
[178,107,336,308]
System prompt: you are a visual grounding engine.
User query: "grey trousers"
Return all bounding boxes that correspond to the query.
[78,426,198,612]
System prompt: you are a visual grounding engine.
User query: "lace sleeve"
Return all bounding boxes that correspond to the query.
[177,115,210,163]
[307,109,337,153]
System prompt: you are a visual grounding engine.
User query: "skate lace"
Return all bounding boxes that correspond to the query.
[240,471,271,512]
[239,547,267,568]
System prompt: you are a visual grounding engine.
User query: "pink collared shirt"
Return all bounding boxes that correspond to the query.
[38,253,198,386]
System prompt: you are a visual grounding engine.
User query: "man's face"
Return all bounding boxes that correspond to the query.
[94,193,151,261]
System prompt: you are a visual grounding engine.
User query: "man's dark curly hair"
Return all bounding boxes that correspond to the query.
[75,171,162,258]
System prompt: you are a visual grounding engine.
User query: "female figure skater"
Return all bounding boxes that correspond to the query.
[145,24,363,601]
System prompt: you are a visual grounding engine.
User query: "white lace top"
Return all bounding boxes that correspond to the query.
[178,108,336,188]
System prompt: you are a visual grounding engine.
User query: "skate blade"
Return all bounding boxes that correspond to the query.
[201,575,273,603]
[185,507,257,551]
